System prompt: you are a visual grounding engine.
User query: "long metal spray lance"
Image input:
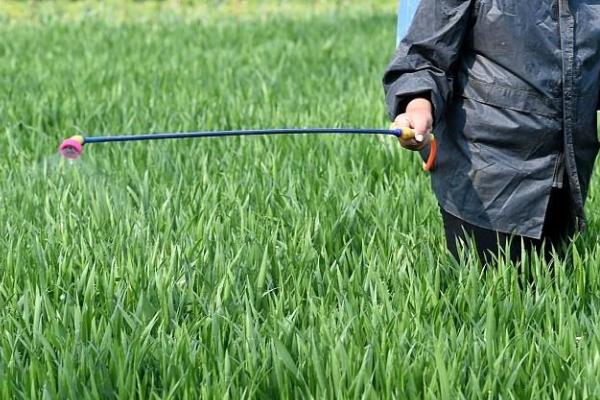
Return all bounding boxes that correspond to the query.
[59,127,438,171]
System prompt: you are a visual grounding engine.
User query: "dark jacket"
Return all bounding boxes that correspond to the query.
[383,0,600,239]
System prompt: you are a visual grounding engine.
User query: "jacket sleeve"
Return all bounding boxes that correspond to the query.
[383,0,475,122]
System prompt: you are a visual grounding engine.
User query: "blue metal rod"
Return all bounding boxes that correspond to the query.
[83,128,402,144]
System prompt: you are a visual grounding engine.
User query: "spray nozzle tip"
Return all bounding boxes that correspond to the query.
[59,136,84,159]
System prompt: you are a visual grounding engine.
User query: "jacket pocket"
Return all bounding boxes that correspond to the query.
[451,88,563,162]
[457,72,562,118]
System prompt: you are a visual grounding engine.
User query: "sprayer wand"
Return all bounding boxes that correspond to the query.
[59,127,437,171]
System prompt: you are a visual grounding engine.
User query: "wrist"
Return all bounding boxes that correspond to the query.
[406,97,432,113]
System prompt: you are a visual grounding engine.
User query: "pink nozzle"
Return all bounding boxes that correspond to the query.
[59,138,84,159]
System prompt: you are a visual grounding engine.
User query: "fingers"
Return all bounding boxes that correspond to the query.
[404,97,433,146]
[411,116,432,142]
[392,113,432,151]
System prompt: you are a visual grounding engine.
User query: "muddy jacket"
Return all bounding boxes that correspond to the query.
[383,0,600,239]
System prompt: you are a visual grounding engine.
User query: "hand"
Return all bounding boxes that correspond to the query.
[391,98,433,151]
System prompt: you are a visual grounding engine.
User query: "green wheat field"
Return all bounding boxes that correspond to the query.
[1,1,600,398]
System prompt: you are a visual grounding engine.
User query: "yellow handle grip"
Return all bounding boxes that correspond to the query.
[392,127,437,172]
[397,127,416,141]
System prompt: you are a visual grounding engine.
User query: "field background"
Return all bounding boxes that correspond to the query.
[2,1,600,398]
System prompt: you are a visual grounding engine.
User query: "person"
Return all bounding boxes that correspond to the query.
[383,1,600,264]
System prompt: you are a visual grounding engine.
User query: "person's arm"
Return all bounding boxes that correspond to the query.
[383,0,475,134]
